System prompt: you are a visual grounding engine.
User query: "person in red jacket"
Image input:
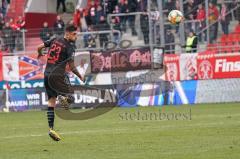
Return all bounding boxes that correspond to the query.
[208,2,219,43]
[8,18,17,51]
[196,4,206,42]
[73,7,81,30]
[9,18,18,31]
[12,16,26,51]
[219,3,231,35]
[16,16,26,30]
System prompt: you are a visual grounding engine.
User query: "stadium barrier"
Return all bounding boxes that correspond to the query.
[1,78,240,111]
[164,52,240,81]
[0,49,240,111]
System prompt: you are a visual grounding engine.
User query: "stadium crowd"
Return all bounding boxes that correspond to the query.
[63,0,240,49]
[71,0,149,47]
[0,0,26,53]
[39,0,150,48]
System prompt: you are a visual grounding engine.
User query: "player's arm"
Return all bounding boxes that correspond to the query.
[37,36,56,58]
[37,43,46,58]
[68,60,85,82]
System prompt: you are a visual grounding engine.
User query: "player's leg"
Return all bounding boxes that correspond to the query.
[47,97,61,141]
[44,75,61,141]
[56,74,75,109]
[47,97,56,129]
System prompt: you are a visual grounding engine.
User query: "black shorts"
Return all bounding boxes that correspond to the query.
[44,73,73,99]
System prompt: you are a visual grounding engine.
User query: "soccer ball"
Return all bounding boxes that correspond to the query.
[168,10,184,24]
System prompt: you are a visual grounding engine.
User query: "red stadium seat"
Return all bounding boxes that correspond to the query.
[227,34,235,43]
[204,50,217,54]
[207,43,217,51]
[236,36,240,43]
[220,34,228,43]
[230,34,238,42]
[218,43,229,53]
[235,25,240,33]
[233,44,240,53]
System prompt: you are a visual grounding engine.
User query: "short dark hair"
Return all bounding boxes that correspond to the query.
[65,24,77,32]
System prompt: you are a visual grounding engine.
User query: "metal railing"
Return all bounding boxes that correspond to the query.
[76,30,122,51]
[0,29,26,53]
[1,29,121,55]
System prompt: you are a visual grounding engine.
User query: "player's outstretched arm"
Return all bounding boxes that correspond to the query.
[37,43,46,59]
[68,60,85,82]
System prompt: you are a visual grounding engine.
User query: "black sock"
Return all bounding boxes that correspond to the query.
[47,107,55,129]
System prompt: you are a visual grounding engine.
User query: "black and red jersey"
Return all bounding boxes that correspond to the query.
[44,37,76,75]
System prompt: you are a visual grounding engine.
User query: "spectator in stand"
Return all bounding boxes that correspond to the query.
[0,13,5,30]
[2,0,10,17]
[54,15,65,37]
[2,22,15,52]
[74,7,88,31]
[96,4,104,24]
[111,17,121,44]
[140,12,149,44]
[16,16,25,30]
[165,27,175,54]
[175,0,181,11]
[184,30,198,53]
[208,1,219,43]
[184,0,196,19]
[137,0,147,12]
[196,3,206,42]
[219,3,231,35]
[96,15,109,48]
[89,3,97,26]
[40,22,53,42]
[105,0,118,14]
[234,0,240,24]
[186,14,196,33]
[57,0,66,13]
[9,18,17,50]
[86,26,97,48]
[164,0,176,16]
[80,8,88,31]
[112,4,120,24]
[127,0,137,36]
[9,18,17,30]
[85,1,96,26]
[15,16,25,51]
[119,0,128,33]
[73,7,81,31]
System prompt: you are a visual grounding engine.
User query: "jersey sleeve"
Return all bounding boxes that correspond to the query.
[44,37,56,47]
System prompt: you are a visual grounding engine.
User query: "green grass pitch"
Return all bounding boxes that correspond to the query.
[0,103,240,159]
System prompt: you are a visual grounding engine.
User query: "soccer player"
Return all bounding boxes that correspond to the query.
[37,24,84,141]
